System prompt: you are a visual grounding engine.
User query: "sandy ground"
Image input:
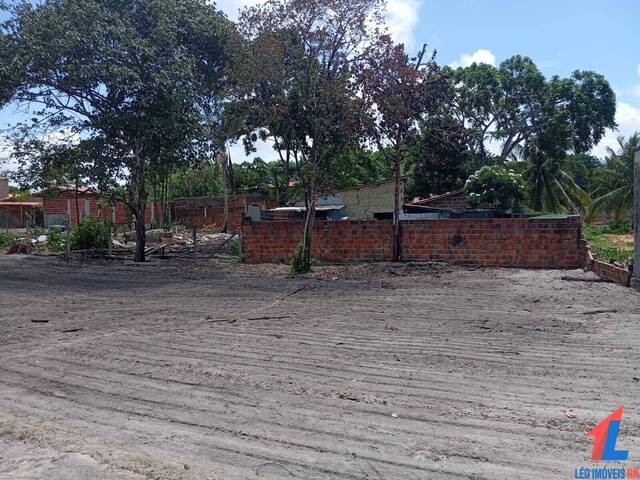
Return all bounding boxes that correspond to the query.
[0,255,639,480]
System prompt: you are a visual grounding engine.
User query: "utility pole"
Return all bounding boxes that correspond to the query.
[631,146,640,290]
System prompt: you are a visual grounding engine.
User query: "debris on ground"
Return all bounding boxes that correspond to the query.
[6,242,33,255]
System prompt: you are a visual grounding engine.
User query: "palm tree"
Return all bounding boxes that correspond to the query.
[587,133,639,222]
[513,143,590,214]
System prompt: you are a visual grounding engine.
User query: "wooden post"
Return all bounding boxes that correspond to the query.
[66,199,71,261]
[192,226,198,258]
[631,147,640,289]
[107,221,112,257]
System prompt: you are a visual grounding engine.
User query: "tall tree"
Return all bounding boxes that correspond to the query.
[239,0,380,272]
[357,36,448,260]
[448,56,617,161]
[2,0,233,261]
[587,134,639,222]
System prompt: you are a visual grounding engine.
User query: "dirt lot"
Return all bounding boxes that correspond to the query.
[1,255,639,480]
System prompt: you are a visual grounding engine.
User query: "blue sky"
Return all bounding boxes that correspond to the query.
[2,0,640,166]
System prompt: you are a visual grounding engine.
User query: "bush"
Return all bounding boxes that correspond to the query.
[0,232,19,250]
[227,237,240,257]
[464,165,526,212]
[71,216,110,252]
[46,226,66,252]
[290,242,312,275]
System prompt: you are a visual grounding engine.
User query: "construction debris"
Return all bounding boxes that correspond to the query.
[6,243,33,255]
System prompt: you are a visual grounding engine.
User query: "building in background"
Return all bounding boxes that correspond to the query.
[268,178,407,220]
[0,177,43,229]
[173,195,277,229]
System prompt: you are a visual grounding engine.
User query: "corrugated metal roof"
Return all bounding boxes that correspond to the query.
[410,189,464,206]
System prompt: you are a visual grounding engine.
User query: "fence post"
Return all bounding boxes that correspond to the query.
[107,221,113,257]
[192,226,198,258]
[66,199,71,262]
[631,147,640,289]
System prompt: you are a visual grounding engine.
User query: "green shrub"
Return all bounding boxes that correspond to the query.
[46,226,66,252]
[290,242,312,275]
[71,216,110,253]
[464,165,526,212]
[0,232,19,250]
[227,237,240,257]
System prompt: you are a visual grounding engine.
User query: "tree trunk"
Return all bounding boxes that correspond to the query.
[393,155,402,262]
[217,146,230,233]
[74,179,80,226]
[284,149,290,204]
[132,151,147,263]
[134,207,146,262]
[301,170,316,272]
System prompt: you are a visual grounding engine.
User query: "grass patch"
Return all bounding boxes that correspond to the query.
[584,222,633,263]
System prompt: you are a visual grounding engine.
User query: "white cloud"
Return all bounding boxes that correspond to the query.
[592,101,640,159]
[0,135,17,174]
[216,0,423,48]
[449,49,496,69]
[214,0,261,20]
[228,137,278,164]
[385,0,422,49]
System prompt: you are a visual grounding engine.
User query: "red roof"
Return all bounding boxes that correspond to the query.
[36,185,98,196]
[0,200,42,207]
[0,194,43,206]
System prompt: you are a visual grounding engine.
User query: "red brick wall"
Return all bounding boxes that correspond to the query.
[402,217,581,268]
[242,217,582,268]
[591,261,631,287]
[43,191,161,227]
[242,220,394,263]
[44,192,130,226]
[580,239,631,287]
[174,196,276,230]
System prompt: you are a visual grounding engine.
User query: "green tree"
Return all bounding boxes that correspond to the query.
[357,35,448,260]
[464,165,526,212]
[449,56,616,161]
[2,0,233,261]
[587,134,639,222]
[168,161,224,200]
[233,157,274,195]
[320,147,392,191]
[406,115,477,198]
[240,0,380,272]
[517,139,591,214]
[561,153,601,191]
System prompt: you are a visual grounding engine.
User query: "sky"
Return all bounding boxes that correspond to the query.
[1,0,640,167]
